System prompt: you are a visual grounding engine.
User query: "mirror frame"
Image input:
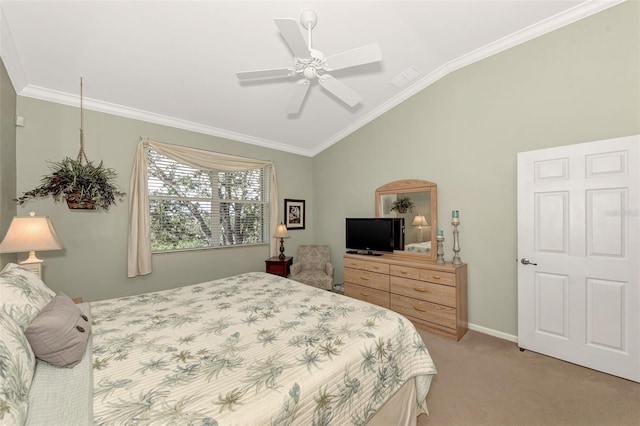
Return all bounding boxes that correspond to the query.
[375,179,438,261]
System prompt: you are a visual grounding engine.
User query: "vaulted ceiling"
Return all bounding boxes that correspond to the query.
[0,1,623,156]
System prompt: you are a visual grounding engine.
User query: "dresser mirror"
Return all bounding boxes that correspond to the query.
[375,179,437,261]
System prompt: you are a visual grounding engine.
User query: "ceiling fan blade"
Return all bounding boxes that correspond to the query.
[274,18,309,58]
[324,43,382,71]
[318,75,361,107]
[236,68,295,81]
[286,80,310,114]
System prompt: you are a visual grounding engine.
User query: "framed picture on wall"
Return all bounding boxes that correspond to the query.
[284,199,305,230]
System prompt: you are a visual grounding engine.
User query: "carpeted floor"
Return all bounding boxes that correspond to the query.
[416,330,640,426]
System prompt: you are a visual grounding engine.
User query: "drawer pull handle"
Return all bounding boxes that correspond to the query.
[413,306,427,312]
[360,292,370,297]
[360,276,369,281]
[373,266,380,270]
[400,271,408,275]
[432,275,441,280]
[413,287,428,293]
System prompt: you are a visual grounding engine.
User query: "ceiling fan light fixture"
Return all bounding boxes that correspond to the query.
[303,67,317,80]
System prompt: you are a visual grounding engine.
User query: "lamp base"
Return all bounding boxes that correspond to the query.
[18,258,42,278]
[278,238,286,259]
[19,250,43,265]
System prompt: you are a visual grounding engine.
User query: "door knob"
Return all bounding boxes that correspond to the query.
[520,258,538,266]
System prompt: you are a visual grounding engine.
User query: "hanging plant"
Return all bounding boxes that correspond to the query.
[390,196,414,214]
[15,157,125,210]
[15,77,125,211]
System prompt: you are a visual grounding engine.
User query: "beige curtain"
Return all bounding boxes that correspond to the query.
[128,139,279,277]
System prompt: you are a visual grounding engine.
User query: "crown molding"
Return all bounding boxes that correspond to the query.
[19,84,315,157]
[312,0,626,157]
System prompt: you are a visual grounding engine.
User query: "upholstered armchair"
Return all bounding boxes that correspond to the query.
[289,245,334,290]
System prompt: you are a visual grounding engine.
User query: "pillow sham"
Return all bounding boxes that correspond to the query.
[24,293,91,368]
[0,310,36,425]
[0,263,55,329]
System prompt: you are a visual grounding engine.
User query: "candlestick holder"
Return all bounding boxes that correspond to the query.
[436,234,445,264]
[452,221,462,264]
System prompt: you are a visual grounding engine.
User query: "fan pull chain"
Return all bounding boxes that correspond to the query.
[77,75,89,165]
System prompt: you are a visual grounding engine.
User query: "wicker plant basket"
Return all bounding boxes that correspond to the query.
[65,192,96,210]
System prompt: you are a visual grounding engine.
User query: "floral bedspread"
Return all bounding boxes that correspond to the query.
[90,272,436,425]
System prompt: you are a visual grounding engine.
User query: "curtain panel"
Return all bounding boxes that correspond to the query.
[128,139,279,277]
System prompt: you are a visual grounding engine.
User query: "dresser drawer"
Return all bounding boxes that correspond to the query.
[345,283,390,308]
[344,258,390,274]
[390,264,420,280]
[390,293,456,329]
[391,276,456,307]
[344,258,367,270]
[364,260,389,274]
[344,267,389,292]
[419,269,456,287]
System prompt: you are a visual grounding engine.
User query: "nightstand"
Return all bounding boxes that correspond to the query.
[265,256,293,278]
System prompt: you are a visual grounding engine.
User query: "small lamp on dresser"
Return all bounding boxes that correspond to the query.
[0,211,63,278]
[273,222,290,259]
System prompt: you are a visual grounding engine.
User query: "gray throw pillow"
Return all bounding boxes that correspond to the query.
[24,293,91,368]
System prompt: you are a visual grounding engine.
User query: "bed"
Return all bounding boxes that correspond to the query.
[1,265,437,425]
[405,241,431,254]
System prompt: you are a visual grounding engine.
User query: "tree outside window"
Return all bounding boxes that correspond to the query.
[146,148,269,252]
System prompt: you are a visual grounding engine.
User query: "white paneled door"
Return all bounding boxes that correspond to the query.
[517,135,640,382]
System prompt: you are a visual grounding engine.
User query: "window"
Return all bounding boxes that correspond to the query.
[147,147,269,252]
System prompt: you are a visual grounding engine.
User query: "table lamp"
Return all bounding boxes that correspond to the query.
[412,214,429,242]
[273,222,290,259]
[0,211,63,278]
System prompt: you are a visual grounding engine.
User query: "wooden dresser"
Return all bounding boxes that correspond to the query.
[344,253,468,341]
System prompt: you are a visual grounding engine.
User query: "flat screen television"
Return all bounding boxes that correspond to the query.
[345,218,395,255]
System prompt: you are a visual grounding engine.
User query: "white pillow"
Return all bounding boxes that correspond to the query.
[0,310,36,425]
[0,263,56,329]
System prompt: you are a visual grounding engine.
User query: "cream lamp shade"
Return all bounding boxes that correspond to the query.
[273,222,290,259]
[412,214,429,242]
[273,223,290,239]
[0,211,63,265]
[412,214,429,227]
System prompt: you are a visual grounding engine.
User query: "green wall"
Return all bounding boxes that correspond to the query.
[0,59,17,266]
[313,1,640,338]
[14,97,313,302]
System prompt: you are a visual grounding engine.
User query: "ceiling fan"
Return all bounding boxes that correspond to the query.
[236,9,382,114]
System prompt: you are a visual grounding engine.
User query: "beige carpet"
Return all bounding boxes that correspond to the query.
[416,330,640,426]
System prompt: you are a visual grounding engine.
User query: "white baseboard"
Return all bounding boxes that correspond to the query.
[468,322,518,343]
